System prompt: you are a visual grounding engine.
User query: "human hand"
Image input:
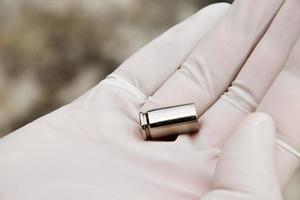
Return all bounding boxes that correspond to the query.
[0,0,300,199]
[0,3,230,199]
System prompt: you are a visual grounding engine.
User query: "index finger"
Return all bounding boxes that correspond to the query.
[112,3,231,96]
[140,0,284,116]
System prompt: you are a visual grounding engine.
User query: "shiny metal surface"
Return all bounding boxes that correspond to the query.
[139,103,199,140]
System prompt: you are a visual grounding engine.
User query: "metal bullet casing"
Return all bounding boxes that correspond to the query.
[139,103,199,140]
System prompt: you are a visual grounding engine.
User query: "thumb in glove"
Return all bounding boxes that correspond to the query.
[202,113,282,200]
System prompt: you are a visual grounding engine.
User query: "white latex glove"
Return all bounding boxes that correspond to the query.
[0,0,300,199]
[202,113,283,200]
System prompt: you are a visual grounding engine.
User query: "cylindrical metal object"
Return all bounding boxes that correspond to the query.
[139,103,199,140]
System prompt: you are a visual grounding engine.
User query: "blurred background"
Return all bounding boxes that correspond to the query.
[0,0,298,199]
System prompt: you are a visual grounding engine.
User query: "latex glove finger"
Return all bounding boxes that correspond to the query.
[141,0,284,115]
[257,37,300,187]
[112,3,230,97]
[189,0,300,149]
[202,113,282,200]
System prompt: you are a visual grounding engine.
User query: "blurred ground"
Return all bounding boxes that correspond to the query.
[0,0,298,199]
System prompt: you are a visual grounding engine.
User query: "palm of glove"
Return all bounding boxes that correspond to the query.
[0,76,217,199]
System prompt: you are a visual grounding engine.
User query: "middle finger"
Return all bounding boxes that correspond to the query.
[141,0,284,115]
[188,0,300,150]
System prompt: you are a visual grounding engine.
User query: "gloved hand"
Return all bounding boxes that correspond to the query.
[0,0,300,199]
[202,113,283,200]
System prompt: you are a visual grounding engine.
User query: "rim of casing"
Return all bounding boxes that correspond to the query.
[139,112,150,140]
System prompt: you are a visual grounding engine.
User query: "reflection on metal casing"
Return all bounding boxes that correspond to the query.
[139,103,199,140]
